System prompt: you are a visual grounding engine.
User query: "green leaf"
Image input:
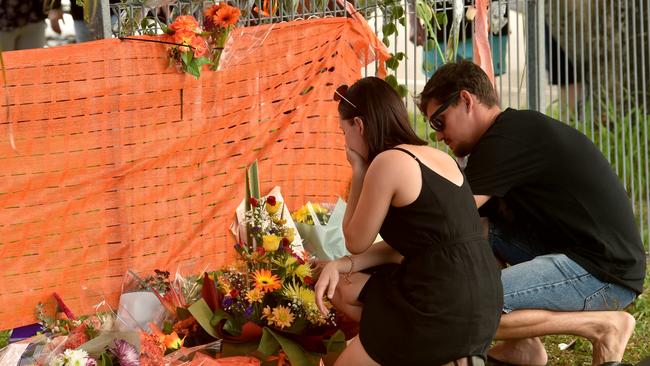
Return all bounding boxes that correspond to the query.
[399,17,406,26]
[415,0,433,23]
[384,74,398,88]
[188,298,219,338]
[394,52,406,61]
[259,327,317,366]
[187,62,201,79]
[195,56,212,66]
[393,5,404,18]
[248,161,260,199]
[423,60,434,73]
[181,51,193,66]
[256,327,280,358]
[435,11,448,27]
[211,308,241,336]
[177,306,192,320]
[324,330,346,353]
[98,352,113,366]
[382,23,396,37]
[396,84,409,98]
[382,37,390,47]
[386,55,400,70]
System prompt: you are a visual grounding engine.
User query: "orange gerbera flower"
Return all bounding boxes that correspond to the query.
[252,269,281,292]
[169,15,199,33]
[203,4,221,19]
[190,36,208,58]
[213,5,241,28]
[173,29,197,52]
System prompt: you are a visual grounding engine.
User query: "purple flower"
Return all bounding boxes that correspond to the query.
[244,306,253,318]
[86,359,98,366]
[109,339,140,366]
[222,296,233,308]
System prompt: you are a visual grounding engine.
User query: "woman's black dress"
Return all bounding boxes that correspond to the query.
[358,148,503,365]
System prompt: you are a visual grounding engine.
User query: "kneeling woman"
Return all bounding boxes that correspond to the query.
[315,77,503,366]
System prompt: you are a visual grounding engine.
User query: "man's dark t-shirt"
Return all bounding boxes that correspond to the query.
[465,108,646,294]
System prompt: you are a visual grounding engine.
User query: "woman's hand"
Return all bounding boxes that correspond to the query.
[314,260,342,316]
[346,146,368,173]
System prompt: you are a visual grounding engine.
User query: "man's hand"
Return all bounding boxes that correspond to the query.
[48,8,64,34]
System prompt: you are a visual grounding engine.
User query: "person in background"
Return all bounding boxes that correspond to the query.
[0,0,63,51]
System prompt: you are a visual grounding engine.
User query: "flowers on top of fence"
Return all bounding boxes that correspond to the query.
[203,3,241,71]
[164,15,211,78]
[163,3,241,78]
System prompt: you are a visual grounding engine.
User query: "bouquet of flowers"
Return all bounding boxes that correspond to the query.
[203,3,241,71]
[292,199,349,261]
[164,15,211,78]
[186,162,344,365]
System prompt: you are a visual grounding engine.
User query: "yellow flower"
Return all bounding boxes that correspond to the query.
[265,201,282,215]
[271,305,295,329]
[283,282,316,306]
[252,269,282,292]
[262,305,272,319]
[272,217,287,225]
[291,207,310,224]
[246,287,264,303]
[262,234,281,252]
[284,228,295,243]
[164,331,184,350]
[293,263,312,281]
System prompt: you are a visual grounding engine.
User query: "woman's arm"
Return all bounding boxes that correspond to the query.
[314,241,401,314]
[333,241,402,273]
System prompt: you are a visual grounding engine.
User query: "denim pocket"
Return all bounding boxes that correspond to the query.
[583,284,636,311]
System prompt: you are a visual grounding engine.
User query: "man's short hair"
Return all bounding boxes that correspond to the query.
[418,60,499,114]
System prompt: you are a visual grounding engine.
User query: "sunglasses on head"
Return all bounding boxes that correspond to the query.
[333,84,359,110]
[429,91,461,132]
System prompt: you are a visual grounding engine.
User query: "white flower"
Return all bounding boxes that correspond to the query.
[49,355,66,366]
[59,349,90,366]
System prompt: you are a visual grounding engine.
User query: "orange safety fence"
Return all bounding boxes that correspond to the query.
[0,17,389,330]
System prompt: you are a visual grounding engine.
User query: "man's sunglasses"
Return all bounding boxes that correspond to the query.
[429,91,460,132]
[333,84,359,110]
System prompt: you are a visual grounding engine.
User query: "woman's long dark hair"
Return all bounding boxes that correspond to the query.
[337,77,427,162]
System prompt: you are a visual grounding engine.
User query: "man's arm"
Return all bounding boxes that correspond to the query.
[475,194,491,209]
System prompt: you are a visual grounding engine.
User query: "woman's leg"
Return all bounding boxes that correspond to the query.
[330,272,370,323]
[334,336,380,366]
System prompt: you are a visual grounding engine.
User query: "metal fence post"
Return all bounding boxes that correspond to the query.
[90,0,112,39]
[526,0,545,111]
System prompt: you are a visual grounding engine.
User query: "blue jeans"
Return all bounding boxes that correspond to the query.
[488,219,637,313]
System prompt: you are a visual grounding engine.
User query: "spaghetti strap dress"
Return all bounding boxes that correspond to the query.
[357,147,503,365]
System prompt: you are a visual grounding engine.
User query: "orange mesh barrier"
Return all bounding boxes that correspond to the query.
[0,17,389,330]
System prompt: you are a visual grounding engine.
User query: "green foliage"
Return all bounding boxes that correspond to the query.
[369,0,448,97]
[0,329,11,349]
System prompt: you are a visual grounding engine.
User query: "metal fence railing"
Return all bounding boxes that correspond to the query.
[100,0,649,245]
